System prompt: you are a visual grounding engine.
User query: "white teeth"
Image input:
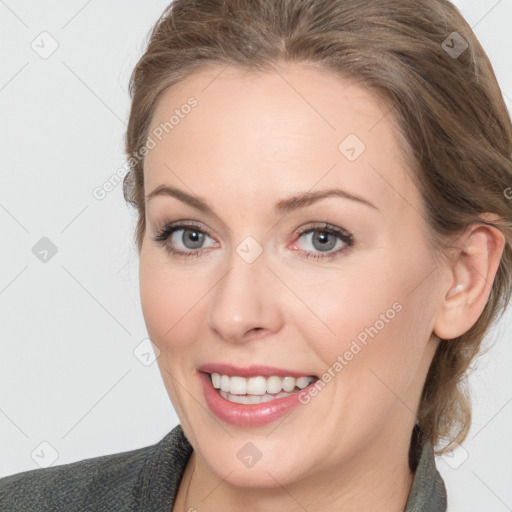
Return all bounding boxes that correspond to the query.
[282,376,295,392]
[296,376,311,389]
[229,376,247,395]
[266,376,282,394]
[246,376,267,395]
[219,390,297,404]
[210,373,316,396]
[211,373,221,389]
[220,375,230,392]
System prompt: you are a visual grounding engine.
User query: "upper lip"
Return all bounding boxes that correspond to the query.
[198,362,317,379]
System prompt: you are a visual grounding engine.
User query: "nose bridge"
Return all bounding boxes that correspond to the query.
[207,237,282,342]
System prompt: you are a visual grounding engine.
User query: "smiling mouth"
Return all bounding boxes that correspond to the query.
[207,372,318,404]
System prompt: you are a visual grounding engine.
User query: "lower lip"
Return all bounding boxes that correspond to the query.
[199,371,316,428]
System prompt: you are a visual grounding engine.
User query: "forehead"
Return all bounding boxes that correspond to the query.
[144,62,418,216]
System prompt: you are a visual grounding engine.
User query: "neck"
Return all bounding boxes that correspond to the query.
[176,428,416,512]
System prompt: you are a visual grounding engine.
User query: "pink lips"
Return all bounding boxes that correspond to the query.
[197,364,318,428]
[198,362,315,379]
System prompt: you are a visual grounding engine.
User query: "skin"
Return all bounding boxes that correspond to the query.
[138,62,504,511]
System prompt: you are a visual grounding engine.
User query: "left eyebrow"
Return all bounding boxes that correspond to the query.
[274,188,379,215]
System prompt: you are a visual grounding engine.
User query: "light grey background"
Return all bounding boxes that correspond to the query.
[0,1,511,510]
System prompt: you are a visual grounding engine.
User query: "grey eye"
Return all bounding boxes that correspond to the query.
[310,231,337,252]
[299,230,343,253]
[179,228,205,249]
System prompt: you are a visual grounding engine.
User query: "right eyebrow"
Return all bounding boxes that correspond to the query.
[146,185,214,215]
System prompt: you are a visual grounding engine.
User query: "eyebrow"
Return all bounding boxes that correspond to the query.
[145,185,378,215]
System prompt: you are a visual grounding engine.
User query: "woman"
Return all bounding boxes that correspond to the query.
[1,0,511,510]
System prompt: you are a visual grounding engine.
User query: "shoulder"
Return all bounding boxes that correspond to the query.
[0,425,189,512]
[0,442,155,512]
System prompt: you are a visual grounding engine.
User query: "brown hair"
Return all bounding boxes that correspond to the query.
[123,0,512,453]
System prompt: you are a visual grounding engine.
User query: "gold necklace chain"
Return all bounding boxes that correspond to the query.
[183,453,197,511]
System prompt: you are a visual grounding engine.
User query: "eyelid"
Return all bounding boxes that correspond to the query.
[153,220,216,242]
[295,222,352,239]
[289,222,353,258]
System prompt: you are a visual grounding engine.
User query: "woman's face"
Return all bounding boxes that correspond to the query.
[139,62,445,488]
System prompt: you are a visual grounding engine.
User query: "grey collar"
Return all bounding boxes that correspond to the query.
[404,439,447,511]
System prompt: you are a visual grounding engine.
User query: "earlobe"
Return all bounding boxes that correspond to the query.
[433,220,505,340]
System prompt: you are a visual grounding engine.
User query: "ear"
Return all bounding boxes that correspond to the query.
[433,216,505,340]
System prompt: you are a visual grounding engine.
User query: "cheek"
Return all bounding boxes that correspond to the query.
[289,263,405,362]
[139,252,208,416]
[306,248,435,394]
[139,249,206,352]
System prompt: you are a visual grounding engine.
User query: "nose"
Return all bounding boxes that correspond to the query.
[206,243,283,344]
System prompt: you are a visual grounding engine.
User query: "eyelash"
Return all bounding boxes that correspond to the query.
[152,221,354,261]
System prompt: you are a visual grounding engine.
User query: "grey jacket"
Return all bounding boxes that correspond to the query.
[0,424,447,511]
